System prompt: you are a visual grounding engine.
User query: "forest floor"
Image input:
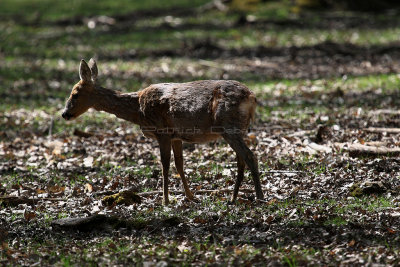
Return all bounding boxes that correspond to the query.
[1,0,400,265]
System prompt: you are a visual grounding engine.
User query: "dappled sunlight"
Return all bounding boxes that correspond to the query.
[1,0,400,265]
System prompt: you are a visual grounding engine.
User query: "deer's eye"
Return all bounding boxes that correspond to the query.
[72,94,79,100]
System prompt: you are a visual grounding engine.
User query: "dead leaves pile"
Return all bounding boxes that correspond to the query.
[1,102,400,265]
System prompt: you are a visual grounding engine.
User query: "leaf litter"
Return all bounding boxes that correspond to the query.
[2,7,400,266]
[1,93,400,265]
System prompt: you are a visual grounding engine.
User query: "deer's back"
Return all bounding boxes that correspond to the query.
[138,80,256,142]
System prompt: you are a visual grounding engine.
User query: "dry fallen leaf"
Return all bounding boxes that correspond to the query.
[36,188,46,194]
[24,210,36,222]
[234,247,243,256]
[108,242,117,250]
[47,185,65,194]
[45,140,64,156]
[84,183,93,193]
[266,215,274,224]
[348,240,356,247]
[193,217,207,224]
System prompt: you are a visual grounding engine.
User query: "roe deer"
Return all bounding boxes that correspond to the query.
[62,58,264,205]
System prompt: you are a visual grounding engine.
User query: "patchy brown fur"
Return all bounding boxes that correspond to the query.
[239,92,256,125]
[210,87,222,121]
[62,59,264,205]
[134,80,256,143]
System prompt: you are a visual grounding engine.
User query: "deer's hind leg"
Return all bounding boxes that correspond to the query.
[231,155,245,202]
[222,133,264,202]
[172,140,194,200]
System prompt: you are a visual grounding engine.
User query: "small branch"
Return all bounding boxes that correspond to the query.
[198,0,229,12]
[364,127,400,134]
[73,128,94,138]
[48,117,54,137]
[369,109,400,116]
[348,144,400,157]
[334,141,389,150]
[137,188,255,196]
[261,170,307,174]
[255,199,270,204]
[307,142,332,153]
[286,130,314,137]
[364,141,388,147]
[198,59,225,69]
[93,190,119,197]
[0,196,66,206]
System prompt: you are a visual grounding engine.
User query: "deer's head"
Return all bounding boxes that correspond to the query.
[62,59,98,120]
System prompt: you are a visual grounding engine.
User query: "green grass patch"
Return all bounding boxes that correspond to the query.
[0,0,210,21]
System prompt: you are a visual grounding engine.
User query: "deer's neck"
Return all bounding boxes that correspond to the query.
[93,86,142,125]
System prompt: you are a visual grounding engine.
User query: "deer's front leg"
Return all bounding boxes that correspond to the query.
[172,140,194,200]
[157,135,172,205]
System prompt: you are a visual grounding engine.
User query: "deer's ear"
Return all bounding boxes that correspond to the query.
[88,58,98,81]
[79,59,92,82]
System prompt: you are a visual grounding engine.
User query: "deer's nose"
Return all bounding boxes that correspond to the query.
[62,110,71,120]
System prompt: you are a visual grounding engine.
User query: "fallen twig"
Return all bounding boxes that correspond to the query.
[138,188,258,197]
[368,109,400,116]
[286,130,314,137]
[347,144,400,157]
[307,142,332,153]
[48,116,54,137]
[198,59,225,69]
[73,128,94,138]
[364,141,388,147]
[0,196,66,206]
[364,127,400,134]
[262,170,307,174]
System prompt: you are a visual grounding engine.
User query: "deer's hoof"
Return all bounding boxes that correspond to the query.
[187,196,200,203]
[227,199,236,205]
[186,194,195,200]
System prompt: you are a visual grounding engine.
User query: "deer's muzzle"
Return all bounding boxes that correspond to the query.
[61,110,73,120]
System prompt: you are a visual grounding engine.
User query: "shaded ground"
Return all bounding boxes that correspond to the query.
[1,0,400,265]
[2,90,400,265]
